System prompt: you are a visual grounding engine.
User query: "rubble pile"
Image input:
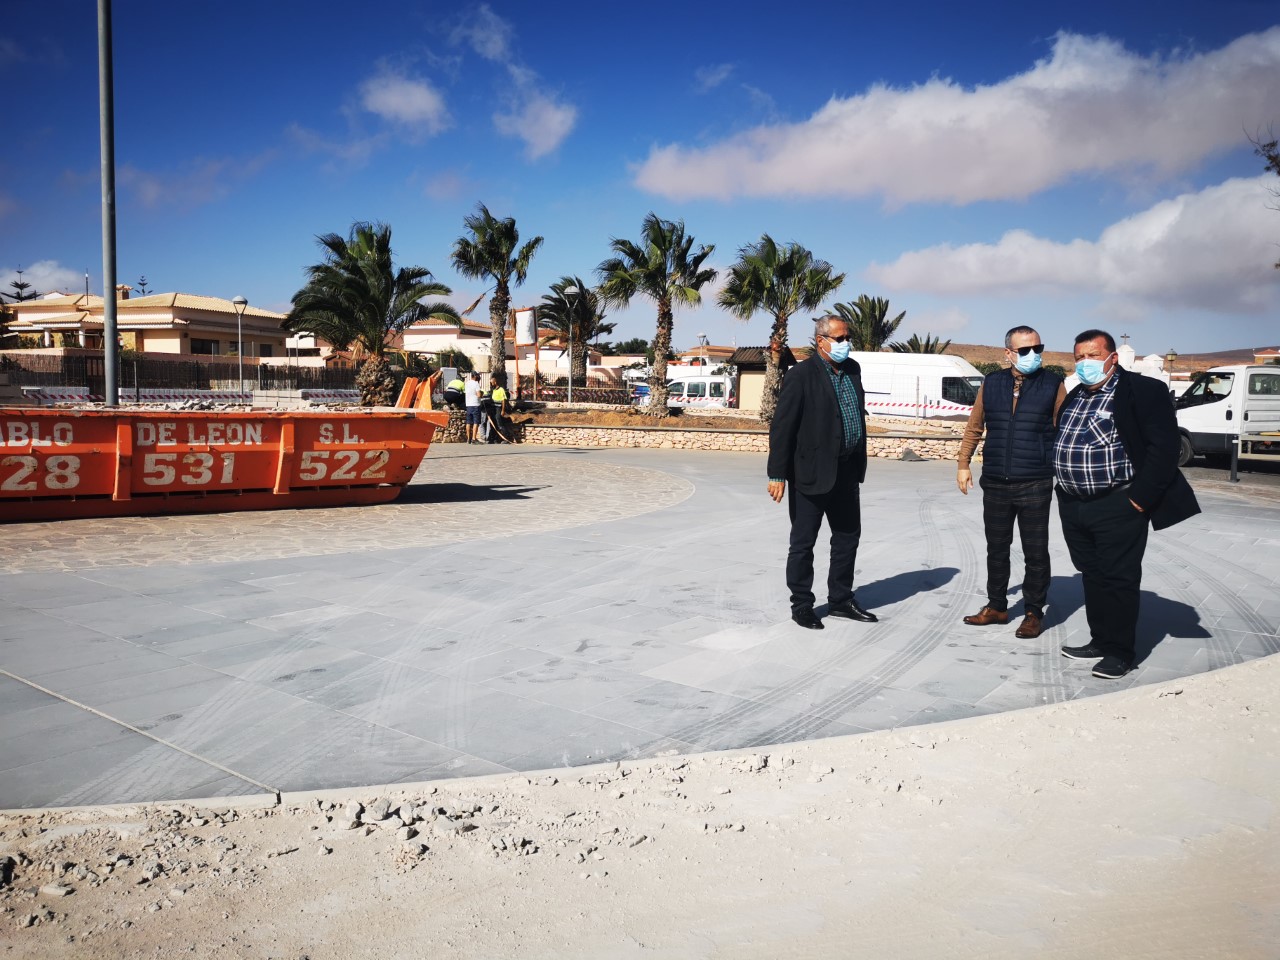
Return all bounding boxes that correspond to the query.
[1,746,859,946]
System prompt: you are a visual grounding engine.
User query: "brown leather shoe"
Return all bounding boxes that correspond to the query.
[1015,611,1043,639]
[962,606,1009,626]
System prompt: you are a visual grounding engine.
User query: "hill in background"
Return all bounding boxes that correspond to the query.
[945,342,1267,373]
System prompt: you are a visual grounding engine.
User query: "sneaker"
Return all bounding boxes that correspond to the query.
[1092,655,1133,680]
[1060,642,1107,660]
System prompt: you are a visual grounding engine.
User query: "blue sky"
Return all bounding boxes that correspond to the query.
[3,0,1279,355]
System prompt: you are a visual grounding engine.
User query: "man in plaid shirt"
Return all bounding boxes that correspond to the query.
[1052,330,1200,679]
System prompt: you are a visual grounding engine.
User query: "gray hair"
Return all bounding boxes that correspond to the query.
[1004,325,1039,349]
[814,315,846,339]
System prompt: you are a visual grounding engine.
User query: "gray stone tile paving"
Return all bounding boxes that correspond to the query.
[1,443,1277,808]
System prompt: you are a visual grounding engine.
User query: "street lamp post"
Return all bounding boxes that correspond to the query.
[1165,348,1178,378]
[563,285,580,404]
[232,296,248,404]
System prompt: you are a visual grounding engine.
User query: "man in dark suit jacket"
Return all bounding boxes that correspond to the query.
[1052,329,1201,679]
[767,316,877,630]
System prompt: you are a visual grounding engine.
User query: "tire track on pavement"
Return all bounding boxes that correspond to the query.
[1148,539,1278,662]
[743,494,981,746]
[662,497,956,749]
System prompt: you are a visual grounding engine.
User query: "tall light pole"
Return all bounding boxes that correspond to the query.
[98,0,119,406]
[563,285,580,404]
[232,295,247,404]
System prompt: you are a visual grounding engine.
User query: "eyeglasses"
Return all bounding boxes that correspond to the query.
[1012,344,1044,356]
[820,334,849,343]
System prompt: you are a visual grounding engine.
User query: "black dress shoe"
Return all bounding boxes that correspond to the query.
[791,608,824,630]
[1092,655,1134,680]
[827,600,878,623]
[1061,642,1106,660]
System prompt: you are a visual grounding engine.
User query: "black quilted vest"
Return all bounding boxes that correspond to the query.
[981,368,1060,480]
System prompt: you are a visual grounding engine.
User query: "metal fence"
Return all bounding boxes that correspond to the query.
[0,352,358,395]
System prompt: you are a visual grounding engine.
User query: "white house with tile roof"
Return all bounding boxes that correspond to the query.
[3,289,288,358]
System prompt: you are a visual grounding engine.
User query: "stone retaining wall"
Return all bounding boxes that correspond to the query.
[519,423,963,458]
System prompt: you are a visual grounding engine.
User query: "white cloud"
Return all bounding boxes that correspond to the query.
[423,170,469,201]
[118,151,274,210]
[359,70,450,136]
[635,28,1280,204]
[494,87,577,160]
[866,177,1280,313]
[447,5,576,159]
[2,260,85,296]
[695,64,734,92]
[0,38,25,65]
[450,4,513,62]
[741,84,777,118]
[120,160,234,210]
[286,123,384,168]
[900,306,972,338]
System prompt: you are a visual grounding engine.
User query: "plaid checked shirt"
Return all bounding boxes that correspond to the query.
[1052,375,1133,496]
[824,361,864,456]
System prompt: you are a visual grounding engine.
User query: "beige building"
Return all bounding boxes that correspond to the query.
[4,289,288,358]
[729,345,796,412]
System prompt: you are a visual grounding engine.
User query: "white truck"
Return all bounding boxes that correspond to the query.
[848,352,985,419]
[1174,365,1280,465]
[664,374,734,409]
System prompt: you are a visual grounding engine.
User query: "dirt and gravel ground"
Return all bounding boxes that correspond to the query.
[3,655,1275,960]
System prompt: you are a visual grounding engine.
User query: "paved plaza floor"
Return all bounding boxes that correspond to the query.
[2,443,1278,809]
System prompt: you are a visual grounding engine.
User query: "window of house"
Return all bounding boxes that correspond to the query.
[191,338,220,355]
[258,344,273,358]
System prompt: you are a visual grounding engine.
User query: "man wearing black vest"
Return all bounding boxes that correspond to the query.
[767,315,876,630]
[957,326,1066,639]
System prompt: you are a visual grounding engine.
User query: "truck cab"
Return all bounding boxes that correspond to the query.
[1175,365,1280,465]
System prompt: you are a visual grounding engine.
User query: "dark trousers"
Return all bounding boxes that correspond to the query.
[980,475,1053,614]
[786,457,861,612]
[1057,485,1149,660]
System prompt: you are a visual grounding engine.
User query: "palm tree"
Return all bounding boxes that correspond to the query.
[597,213,716,416]
[718,235,845,422]
[889,333,952,354]
[285,221,458,406]
[537,276,615,386]
[831,295,905,352]
[451,203,543,381]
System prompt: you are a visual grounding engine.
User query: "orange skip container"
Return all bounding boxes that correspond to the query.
[0,405,449,522]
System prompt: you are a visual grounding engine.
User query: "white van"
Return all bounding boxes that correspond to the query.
[665,374,734,409]
[1175,365,1280,465]
[848,352,985,418]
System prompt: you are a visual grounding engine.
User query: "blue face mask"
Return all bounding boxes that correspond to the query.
[1014,350,1042,375]
[1075,355,1112,385]
[827,340,851,363]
